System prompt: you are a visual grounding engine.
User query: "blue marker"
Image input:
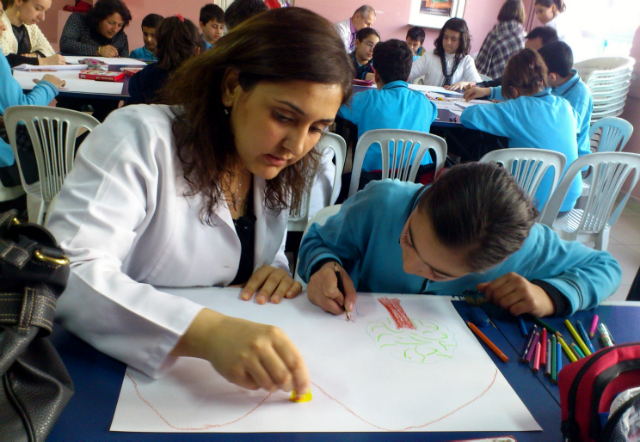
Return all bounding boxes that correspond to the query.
[517,316,528,337]
[556,340,563,379]
[576,320,596,354]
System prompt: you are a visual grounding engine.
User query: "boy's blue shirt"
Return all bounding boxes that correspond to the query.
[297,180,621,315]
[553,70,593,158]
[130,46,157,61]
[461,88,582,212]
[338,81,438,171]
[203,39,212,51]
[0,52,58,167]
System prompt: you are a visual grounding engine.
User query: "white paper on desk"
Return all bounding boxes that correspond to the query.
[12,63,89,71]
[14,70,123,95]
[433,100,461,111]
[111,289,541,433]
[454,100,486,109]
[63,55,147,66]
[409,83,464,96]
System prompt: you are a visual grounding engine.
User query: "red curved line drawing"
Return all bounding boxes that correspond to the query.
[126,368,498,432]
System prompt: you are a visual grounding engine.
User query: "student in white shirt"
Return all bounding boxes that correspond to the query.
[46,8,353,395]
[409,17,481,86]
[534,0,570,42]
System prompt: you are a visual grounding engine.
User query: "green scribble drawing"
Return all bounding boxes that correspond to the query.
[366,317,457,364]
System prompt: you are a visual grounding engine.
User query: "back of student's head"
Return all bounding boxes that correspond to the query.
[502,48,548,99]
[534,0,566,12]
[434,18,471,58]
[525,26,559,46]
[142,13,163,29]
[406,26,425,44]
[497,0,525,24]
[200,3,224,25]
[161,8,353,220]
[417,162,538,273]
[537,41,573,77]
[88,0,132,30]
[224,0,268,30]
[355,27,379,43]
[372,39,413,84]
[155,16,202,71]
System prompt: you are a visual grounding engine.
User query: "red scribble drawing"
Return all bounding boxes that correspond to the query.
[125,368,498,432]
[378,297,416,330]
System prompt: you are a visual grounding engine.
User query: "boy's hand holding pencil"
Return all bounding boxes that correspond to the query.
[477,272,556,317]
[307,261,357,317]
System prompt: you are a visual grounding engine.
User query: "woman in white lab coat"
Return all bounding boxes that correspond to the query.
[46,8,353,395]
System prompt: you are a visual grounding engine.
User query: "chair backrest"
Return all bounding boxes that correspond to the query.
[540,152,640,232]
[588,117,634,153]
[479,148,566,210]
[348,129,447,198]
[287,133,346,232]
[4,106,100,224]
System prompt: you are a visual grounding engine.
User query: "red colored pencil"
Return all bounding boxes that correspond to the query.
[467,321,509,363]
[540,328,548,366]
[532,341,541,372]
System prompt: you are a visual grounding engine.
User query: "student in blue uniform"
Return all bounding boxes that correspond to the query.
[298,163,621,318]
[538,41,593,158]
[199,4,225,50]
[405,26,426,60]
[130,14,164,61]
[349,27,379,80]
[460,48,581,212]
[338,39,438,173]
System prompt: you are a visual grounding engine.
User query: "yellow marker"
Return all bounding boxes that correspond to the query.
[564,320,592,356]
[557,335,578,363]
[289,390,312,403]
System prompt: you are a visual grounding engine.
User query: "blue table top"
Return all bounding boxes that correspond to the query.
[48,300,640,441]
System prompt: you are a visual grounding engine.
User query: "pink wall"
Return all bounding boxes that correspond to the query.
[41,0,519,55]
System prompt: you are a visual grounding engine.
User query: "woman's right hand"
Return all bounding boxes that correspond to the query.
[172,309,310,394]
[98,45,119,58]
[39,74,66,89]
[446,81,475,91]
[39,54,67,65]
[306,261,357,315]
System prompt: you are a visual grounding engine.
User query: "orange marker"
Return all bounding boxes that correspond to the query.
[467,321,509,363]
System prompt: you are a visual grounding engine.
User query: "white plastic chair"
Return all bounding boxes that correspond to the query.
[293,204,342,286]
[287,133,346,232]
[348,129,447,198]
[4,106,100,225]
[588,117,634,153]
[479,148,566,213]
[540,152,640,251]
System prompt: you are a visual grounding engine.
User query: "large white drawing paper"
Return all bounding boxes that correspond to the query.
[63,55,147,66]
[13,70,124,95]
[409,83,463,96]
[111,289,541,433]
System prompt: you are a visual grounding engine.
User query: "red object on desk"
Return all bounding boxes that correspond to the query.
[352,79,374,87]
[79,70,125,82]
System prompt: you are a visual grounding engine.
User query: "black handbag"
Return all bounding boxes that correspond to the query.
[0,210,74,442]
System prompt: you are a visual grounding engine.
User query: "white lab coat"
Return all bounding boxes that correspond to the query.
[46,104,290,378]
[334,18,353,53]
[409,51,482,86]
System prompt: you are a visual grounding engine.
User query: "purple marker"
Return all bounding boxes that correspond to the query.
[525,332,540,364]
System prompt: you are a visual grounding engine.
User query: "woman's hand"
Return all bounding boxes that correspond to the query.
[477,272,556,317]
[446,81,476,91]
[36,75,66,89]
[39,54,67,65]
[306,261,357,315]
[464,87,491,101]
[172,309,310,393]
[240,265,302,304]
[98,45,119,58]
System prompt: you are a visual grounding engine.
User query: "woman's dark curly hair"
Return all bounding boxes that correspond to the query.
[433,18,472,59]
[88,0,132,31]
[160,7,354,225]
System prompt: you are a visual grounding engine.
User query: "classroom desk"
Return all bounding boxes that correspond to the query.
[47,297,640,441]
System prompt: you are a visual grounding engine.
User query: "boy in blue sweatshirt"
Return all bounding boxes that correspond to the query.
[130,14,164,61]
[338,39,438,172]
[538,41,593,158]
[298,163,620,318]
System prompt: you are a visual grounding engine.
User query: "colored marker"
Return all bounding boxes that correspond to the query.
[540,328,548,366]
[556,340,563,378]
[467,321,509,363]
[532,316,563,337]
[517,316,528,337]
[532,341,541,372]
[544,339,552,377]
[565,319,592,356]
[520,325,538,362]
[598,323,614,347]
[576,320,596,354]
[551,334,557,384]
[525,332,540,363]
[572,342,586,359]
[602,323,615,344]
[557,335,578,363]
[589,314,599,338]
[334,263,351,320]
